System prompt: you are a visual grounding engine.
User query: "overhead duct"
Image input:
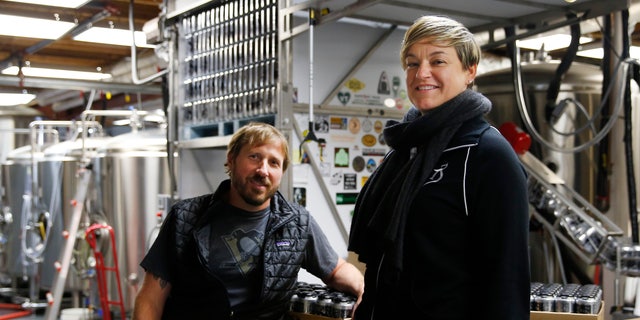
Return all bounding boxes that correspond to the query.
[108,51,164,83]
[35,89,82,107]
[51,91,112,113]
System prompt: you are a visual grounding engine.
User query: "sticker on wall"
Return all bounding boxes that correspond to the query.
[334,147,350,168]
[338,91,351,105]
[349,117,361,134]
[392,76,401,97]
[374,120,384,133]
[330,171,343,185]
[344,173,357,190]
[362,118,373,133]
[329,134,357,143]
[363,148,387,156]
[352,156,365,172]
[378,133,386,145]
[361,176,369,187]
[366,158,378,173]
[345,78,365,92]
[331,117,348,130]
[378,71,391,95]
[293,187,306,207]
[336,192,359,205]
[361,134,377,147]
[314,116,330,133]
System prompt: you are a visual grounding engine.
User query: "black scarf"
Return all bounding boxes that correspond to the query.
[348,89,492,273]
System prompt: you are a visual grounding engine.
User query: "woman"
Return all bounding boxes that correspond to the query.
[348,15,530,319]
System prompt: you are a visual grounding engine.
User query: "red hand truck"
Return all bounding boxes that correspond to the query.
[85,224,126,320]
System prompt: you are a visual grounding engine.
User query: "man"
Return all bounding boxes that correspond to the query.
[133,122,364,320]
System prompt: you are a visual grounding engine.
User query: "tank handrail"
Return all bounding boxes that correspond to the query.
[0,128,60,145]
[80,109,156,163]
[80,109,150,119]
[28,120,103,152]
[80,109,157,136]
[27,120,102,216]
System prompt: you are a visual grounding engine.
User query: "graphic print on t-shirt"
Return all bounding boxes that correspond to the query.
[222,228,264,276]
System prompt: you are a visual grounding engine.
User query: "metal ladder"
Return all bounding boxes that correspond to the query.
[43,167,91,320]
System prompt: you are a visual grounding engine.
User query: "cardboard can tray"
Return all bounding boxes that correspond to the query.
[288,311,351,320]
[530,301,604,320]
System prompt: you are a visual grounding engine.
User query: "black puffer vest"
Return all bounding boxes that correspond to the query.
[163,180,310,320]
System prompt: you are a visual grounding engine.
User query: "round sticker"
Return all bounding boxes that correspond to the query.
[352,156,365,172]
[366,158,377,173]
[378,133,386,145]
[361,134,377,147]
[349,117,361,134]
[374,120,384,133]
[362,118,373,132]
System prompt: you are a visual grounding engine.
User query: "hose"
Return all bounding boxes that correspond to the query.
[545,13,580,122]
[619,9,638,243]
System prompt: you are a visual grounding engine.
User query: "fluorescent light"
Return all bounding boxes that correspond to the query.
[2,66,112,81]
[577,46,640,60]
[0,14,75,39]
[517,34,592,51]
[5,0,89,8]
[0,93,36,106]
[74,27,156,48]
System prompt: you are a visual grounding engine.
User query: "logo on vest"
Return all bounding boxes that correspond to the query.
[424,163,448,185]
[276,240,292,247]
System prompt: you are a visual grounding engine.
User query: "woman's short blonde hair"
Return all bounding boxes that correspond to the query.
[400,15,481,71]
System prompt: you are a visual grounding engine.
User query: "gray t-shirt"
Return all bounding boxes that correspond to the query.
[210,202,339,309]
[209,203,270,308]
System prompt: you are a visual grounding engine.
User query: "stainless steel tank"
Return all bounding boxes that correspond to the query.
[475,60,602,201]
[0,106,43,163]
[0,135,111,296]
[38,136,114,291]
[1,145,46,290]
[91,128,174,312]
[475,60,603,283]
[0,106,43,289]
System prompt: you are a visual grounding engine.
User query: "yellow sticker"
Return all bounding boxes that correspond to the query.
[345,78,365,92]
[374,120,384,133]
[361,134,377,147]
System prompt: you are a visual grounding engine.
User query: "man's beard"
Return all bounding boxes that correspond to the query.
[232,173,278,207]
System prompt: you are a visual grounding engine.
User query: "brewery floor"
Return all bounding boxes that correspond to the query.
[0,289,126,320]
[5,308,129,320]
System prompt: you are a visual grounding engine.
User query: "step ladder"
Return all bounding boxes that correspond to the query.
[85,223,126,320]
[43,167,91,320]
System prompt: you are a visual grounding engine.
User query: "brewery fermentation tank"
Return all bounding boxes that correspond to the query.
[0,134,107,292]
[38,136,113,290]
[91,128,174,312]
[0,106,43,163]
[475,60,603,201]
[1,145,46,289]
[475,60,603,283]
[0,106,43,288]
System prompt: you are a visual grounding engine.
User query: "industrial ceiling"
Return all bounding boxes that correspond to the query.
[0,0,638,119]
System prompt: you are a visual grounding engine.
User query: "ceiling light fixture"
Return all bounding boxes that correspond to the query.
[0,14,75,39]
[0,93,36,106]
[2,66,112,81]
[5,0,90,8]
[73,27,156,48]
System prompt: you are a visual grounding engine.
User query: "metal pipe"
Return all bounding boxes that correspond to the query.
[129,0,168,85]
